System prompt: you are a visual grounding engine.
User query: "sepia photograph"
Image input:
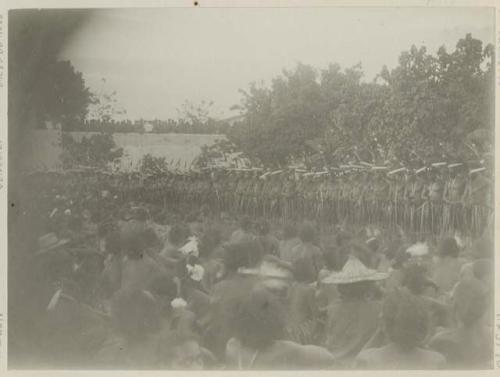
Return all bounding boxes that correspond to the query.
[6,3,496,371]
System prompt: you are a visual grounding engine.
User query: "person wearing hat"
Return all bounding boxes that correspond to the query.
[322,250,388,364]
[356,288,445,369]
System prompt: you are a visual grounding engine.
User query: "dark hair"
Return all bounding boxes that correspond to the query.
[105,231,121,255]
[438,237,459,258]
[142,228,161,249]
[199,228,222,258]
[152,209,167,225]
[385,240,403,262]
[148,274,178,301]
[132,207,150,222]
[98,222,113,237]
[453,280,488,327]
[256,220,271,236]
[392,246,411,270]
[291,256,316,283]
[223,241,264,273]
[239,216,252,231]
[231,287,285,349]
[382,289,429,350]
[283,223,297,240]
[185,210,200,223]
[36,249,74,283]
[299,222,315,243]
[472,237,493,260]
[161,329,201,365]
[472,259,492,282]
[401,263,433,295]
[169,223,190,246]
[200,204,210,217]
[110,289,161,341]
[68,216,83,232]
[122,230,148,260]
[337,280,376,300]
[322,245,339,270]
[90,210,102,224]
[366,238,380,253]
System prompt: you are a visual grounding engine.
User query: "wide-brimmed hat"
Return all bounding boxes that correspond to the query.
[322,255,388,284]
[36,233,70,255]
[238,256,293,279]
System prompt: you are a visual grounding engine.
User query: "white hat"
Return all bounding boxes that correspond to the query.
[238,259,292,279]
[322,256,388,284]
[406,242,429,257]
[179,236,199,257]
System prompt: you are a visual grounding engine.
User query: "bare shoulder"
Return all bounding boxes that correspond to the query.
[225,337,241,360]
[355,347,380,366]
[417,347,447,366]
[276,340,335,365]
[428,329,457,349]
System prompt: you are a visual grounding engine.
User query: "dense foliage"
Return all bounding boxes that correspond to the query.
[61,133,123,170]
[228,34,494,168]
[9,9,93,130]
[139,154,169,175]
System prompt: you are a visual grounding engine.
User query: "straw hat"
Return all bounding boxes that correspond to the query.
[35,233,70,255]
[322,255,388,284]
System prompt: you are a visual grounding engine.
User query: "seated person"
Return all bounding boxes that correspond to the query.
[95,289,163,369]
[356,288,445,369]
[225,286,335,369]
[428,279,493,369]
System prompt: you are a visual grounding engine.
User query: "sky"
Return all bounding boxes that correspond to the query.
[60,7,495,121]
